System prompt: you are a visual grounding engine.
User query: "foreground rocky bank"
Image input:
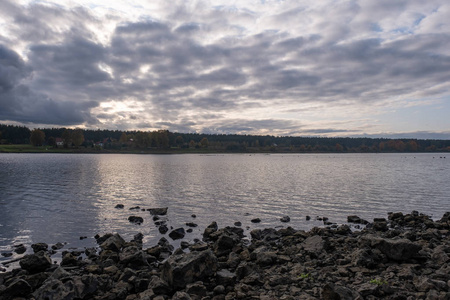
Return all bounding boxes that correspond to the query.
[1,211,449,300]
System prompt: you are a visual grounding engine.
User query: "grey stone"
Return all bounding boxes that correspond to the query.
[100,233,126,252]
[161,249,218,289]
[363,235,422,261]
[149,207,168,215]
[302,235,325,252]
[20,250,52,273]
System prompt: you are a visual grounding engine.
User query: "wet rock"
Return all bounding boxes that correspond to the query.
[186,222,198,227]
[306,215,311,221]
[51,242,64,250]
[13,244,27,254]
[169,228,186,240]
[31,243,48,253]
[203,221,218,239]
[100,233,126,252]
[158,224,169,234]
[1,252,13,257]
[20,251,52,273]
[280,216,291,223]
[128,215,144,224]
[60,252,79,266]
[161,249,218,289]
[115,204,125,209]
[129,206,141,210]
[234,221,242,227]
[251,218,261,223]
[149,207,168,215]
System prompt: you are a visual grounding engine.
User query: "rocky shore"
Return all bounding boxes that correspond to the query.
[1,211,449,300]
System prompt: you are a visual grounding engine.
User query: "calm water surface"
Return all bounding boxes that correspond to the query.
[0,153,449,264]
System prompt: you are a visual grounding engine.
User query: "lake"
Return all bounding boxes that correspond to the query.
[0,153,449,264]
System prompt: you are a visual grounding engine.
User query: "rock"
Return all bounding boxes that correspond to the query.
[347,215,362,223]
[100,233,126,252]
[52,242,64,250]
[33,275,99,300]
[302,235,325,252]
[14,244,27,254]
[1,252,13,257]
[306,216,311,221]
[186,222,198,227]
[234,221,242,227]
[203,221,219,239]
[172,291,192,300]
[215,235,235,252]
[362,235,422,261]
[120,246,146,266]
[128,215,144,224]
[149,207,168,215]
[31,243,48,253]
[158,224,169,234]
[216,269,237,286]
[148,275,170,294]
[169,228,186,240]
[161,249,218,289]
[115,204,125,209]
[60,252,79,266]
[280,216,291,223]
[3,279,32,298]
[129,206,141,210]
[20,250,52,273]
[186,282,207,298]
[251,218,261,223]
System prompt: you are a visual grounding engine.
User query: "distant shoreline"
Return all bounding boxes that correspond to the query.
[1,144,449,155]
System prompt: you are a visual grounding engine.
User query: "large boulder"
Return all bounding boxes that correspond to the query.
[100,233,125,252]
[361,235,422,261]
[32,275,99,300]
[161,249,218,290]
[302,235,326,252]
[20,251,52,273]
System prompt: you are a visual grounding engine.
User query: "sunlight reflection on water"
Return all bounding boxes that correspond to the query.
[0,153,449,262]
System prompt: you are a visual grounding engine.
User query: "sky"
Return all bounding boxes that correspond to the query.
[1,0,450,139]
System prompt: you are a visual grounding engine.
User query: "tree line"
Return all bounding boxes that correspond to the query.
[1,123,450,152]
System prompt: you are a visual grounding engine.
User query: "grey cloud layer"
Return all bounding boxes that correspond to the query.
[0,0,449,135]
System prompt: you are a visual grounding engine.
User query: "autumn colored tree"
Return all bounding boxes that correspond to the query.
[200,137,209,148]
[189,140,196,148]
[175,136,184,147]
[72,129,85,147]
[335,143,344,152]
[119,132,128,144]
[30,129,45,146]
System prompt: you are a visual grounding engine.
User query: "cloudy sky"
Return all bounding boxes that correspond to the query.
[1,0,450,138]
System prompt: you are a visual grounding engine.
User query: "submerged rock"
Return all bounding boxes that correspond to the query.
[149,207,168,216]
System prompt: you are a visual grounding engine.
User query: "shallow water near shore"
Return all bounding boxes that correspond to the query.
[1,153,449,265]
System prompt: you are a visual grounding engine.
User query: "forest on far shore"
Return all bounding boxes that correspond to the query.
[1,123,450,153]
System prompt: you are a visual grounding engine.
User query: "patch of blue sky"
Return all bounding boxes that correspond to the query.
[370,23,383,33]
[379,98,450,133]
